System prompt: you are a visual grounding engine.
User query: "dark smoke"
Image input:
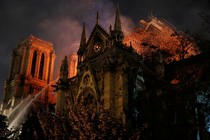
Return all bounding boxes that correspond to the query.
[37,0,135,77]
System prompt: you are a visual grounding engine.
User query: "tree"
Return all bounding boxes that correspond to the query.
[18,111,44,140]
[0,115,15,139]
[171,31,198,61]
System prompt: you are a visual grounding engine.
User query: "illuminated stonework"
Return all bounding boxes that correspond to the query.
[0,35,56,115]
[68,53,78,78]
[55,6,152,126]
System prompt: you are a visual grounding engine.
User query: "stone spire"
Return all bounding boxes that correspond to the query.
[114,4,122,32]
[60,56,68,82]
[96,12,99,25]
[77,23,86,55]
[113,3,124,43]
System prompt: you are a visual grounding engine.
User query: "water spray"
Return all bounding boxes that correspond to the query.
[7,77,59,131]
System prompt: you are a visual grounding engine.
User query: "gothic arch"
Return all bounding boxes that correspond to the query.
[76,86,98,108]
[31,50,38,77]
[38,53,45,79]
[40,51,49,80]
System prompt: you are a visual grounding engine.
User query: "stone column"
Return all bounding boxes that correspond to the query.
[122,71,128,125]
[9,53,15,78]
[49,51,56,82]
[114,67,128,125]
[19,46,27,74]
[104,68,115,112]
[43,53,48,81]
[27,49,34,76]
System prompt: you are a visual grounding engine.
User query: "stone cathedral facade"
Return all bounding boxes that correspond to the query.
[0,35,56,115]
[55,7,160,127]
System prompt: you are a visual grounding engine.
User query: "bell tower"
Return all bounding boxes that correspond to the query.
[1,35,56,115]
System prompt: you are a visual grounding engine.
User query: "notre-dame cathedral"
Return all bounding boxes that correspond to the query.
[0,4,162,130]
[1,5,210,140]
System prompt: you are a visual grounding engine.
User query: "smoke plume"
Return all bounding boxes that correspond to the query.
[37,0,135,76]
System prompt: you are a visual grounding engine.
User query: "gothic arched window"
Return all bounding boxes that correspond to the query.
[39,53,45,79]
[31,50,37,77]
[78,87,97,108]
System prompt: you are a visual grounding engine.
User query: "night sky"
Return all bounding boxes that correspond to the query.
[0,0,210,100]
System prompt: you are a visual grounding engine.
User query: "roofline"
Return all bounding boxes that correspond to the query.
[25,34,53,46]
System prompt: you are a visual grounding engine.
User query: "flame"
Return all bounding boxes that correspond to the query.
[123,17,200,63]
[170,79,180,84]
